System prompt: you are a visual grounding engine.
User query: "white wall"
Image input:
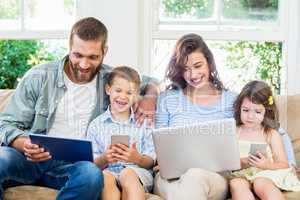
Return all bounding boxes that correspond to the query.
[285,0,300,95]
[77,0,139,69]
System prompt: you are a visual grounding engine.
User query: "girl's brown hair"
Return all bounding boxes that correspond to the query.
[166,33,225,90]
[234,80,279,132]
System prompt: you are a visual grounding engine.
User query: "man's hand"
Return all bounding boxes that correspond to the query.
[133,96,157,128]
[23,139,51,162]
[11,136,51,162]
[112,142,141,164]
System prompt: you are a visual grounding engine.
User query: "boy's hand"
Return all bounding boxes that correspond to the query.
[103,145,118,164]
[23,139,51,162]
[112,142,141,164]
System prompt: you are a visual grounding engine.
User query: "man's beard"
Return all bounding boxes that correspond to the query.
[69,61,102,83]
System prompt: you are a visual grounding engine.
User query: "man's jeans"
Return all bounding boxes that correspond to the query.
[0,146,103,200]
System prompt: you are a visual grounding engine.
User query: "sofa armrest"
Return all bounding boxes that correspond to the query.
[0,89,14,112]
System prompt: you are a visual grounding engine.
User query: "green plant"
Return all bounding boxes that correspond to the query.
[161,0,213,18]
[162,0,278,21]
[239,0,278,9]
[0,40,39,89]
[0,40,63,89]
[217,41,282,94]
[64,0,75,15]
[222,0,278,20]
[0,0,20,19]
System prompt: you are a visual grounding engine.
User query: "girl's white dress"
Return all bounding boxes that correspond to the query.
[231,140,300,192]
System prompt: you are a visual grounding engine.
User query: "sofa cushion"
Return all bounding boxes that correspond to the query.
[286,95,300,167]
[0,89,13,112]
[3,186,58,200]
[3,186,163,200]
[276,95,300,166]
[284,191,300,200]
[227,191,300,200]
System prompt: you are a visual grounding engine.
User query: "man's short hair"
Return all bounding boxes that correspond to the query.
[69,17,108,53]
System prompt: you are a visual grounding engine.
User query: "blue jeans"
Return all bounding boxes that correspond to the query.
[0,146,103,200]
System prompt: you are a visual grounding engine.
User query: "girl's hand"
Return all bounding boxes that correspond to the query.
[102,145,118,164]
[112,142,142,164]
[240,157,251,169]
[248,151,271,169]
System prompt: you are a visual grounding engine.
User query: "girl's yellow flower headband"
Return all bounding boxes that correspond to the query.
[268,96,274,105]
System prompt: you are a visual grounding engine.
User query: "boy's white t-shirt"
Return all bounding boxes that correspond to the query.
[48,72,97,139]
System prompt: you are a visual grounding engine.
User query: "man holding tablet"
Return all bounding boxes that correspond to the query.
[0,17,157,200]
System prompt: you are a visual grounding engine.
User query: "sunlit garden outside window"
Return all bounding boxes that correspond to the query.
[151,0,283,94]
[0,0,74,89]
[152,40,282,94]
[0,0,75,30]
[0,39,67,89]
[160,0,279,24]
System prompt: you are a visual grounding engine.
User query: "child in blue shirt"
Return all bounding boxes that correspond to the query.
[87,66,155,200]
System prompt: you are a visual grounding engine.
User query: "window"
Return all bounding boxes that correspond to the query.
[159,0,279,27]
[0,0,21,30]
[0,0,76,38]
[139,0,297,94]
[0,39,67,89]
[152,39,282,93]
[0,0,75,89]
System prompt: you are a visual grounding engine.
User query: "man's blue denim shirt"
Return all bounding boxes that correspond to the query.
[0,56,152,146]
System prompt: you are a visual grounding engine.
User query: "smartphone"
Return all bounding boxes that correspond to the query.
[111,135,129,147]
[249,143,267,157]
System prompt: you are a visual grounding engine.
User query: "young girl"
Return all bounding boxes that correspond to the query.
[230,80,300,200]
[87,66,155,200]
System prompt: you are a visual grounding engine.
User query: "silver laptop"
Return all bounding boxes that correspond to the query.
[152,118,241,180]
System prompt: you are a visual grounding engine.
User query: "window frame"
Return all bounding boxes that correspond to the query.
[139,0,300,95]
[0,0,78,39]
[158,0,281,30]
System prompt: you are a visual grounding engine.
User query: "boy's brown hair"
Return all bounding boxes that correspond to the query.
[234,80,280,132]
[107,66,141,88]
